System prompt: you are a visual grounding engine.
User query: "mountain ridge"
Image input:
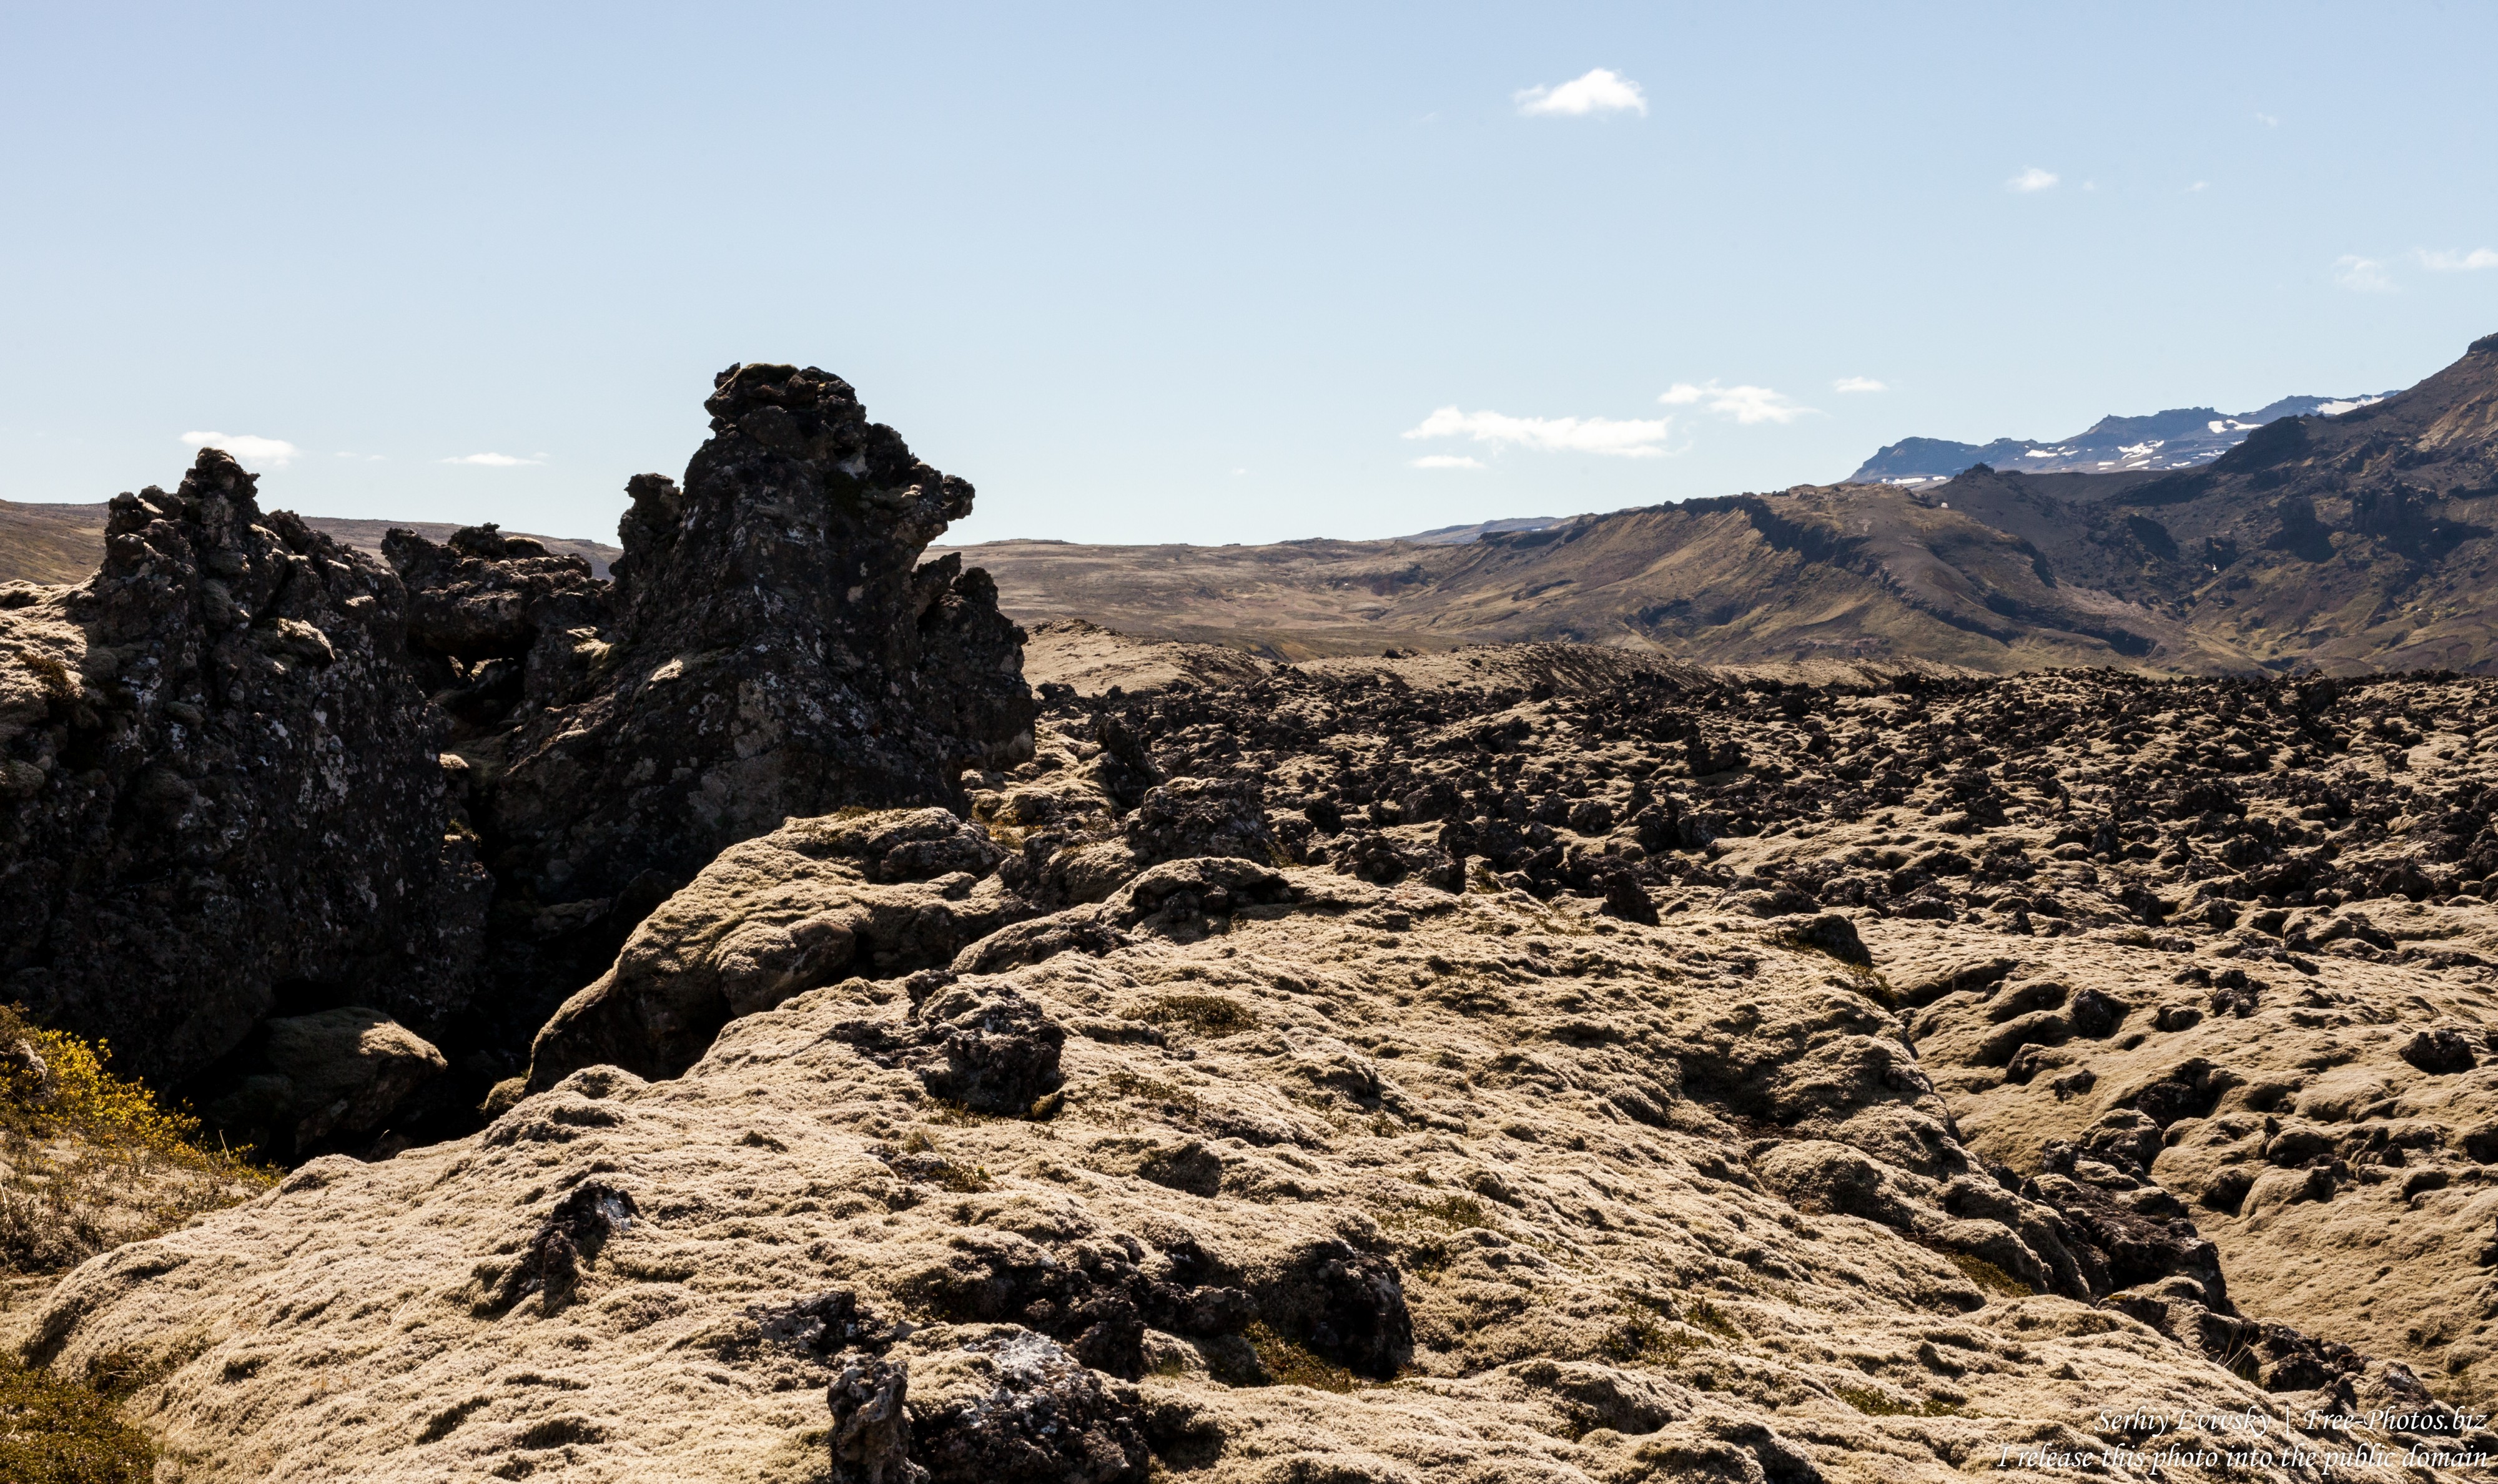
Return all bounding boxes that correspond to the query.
[1848,391,2395,484]
[926,333,2497,674]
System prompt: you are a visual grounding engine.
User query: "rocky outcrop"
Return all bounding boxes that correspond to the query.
[521,809,1020,1094]
[0,451,486,1086]
[394,365,1039,1085]
[3,363,1040,1128]
[493,361,1036,894]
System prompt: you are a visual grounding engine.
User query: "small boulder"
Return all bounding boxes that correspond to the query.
[494,1181,638,1312]
[1124,777,1273,868]
[914,1330,1149,1484]
[2401,1027,2479,1076]
[912,987,1068,1115]
[2068,987,2128,1039]
[1774,912,1871,967]
[1256,1241,1413,1382]
[1599,868,1659,926]
[210,1008,448,1156]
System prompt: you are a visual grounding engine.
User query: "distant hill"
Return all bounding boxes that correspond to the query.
[939,333,2498,674]
[1393,515,1568,545]
[0,499,109,586]
[0,503,620,585]
[1848,391,2394,484]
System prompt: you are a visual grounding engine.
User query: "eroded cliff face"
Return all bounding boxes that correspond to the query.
[0,451,487,1088]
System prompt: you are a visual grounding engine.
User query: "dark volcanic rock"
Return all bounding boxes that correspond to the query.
[826,1356,917,1484]
[1122,776,1273,870]
[914,1330,1149,1484]
[909,985,1069,1116]
[380,522,611,738]
[2401,1026,2479,1075]
[832,984,1069,1118]
[0,450,487,1085]
[400,365,1039,1079]
[1273,1241,1414,1381]
[5,363,1040,1119]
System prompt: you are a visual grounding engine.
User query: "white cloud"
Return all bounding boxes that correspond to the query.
[1514,68,1647,118]
[1659,381,1814,425]
[1403,407,1674,458]
[1409,455,1485,469]
[2419,248,2498,272]
[441,452,545,467]
[2334,255,2394,292]
[180,430,300,468]
[1832,376,1887,394]
[2256,111,2280,127]
[2007,166,2058,194]
[2186,180,2209,193]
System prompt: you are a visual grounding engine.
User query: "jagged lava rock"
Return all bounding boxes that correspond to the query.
[492,361,1037,894]
[416,365,1037,1070]
[381,522,613,740]
[37,641,2498,1478]
[0,451,485,1085]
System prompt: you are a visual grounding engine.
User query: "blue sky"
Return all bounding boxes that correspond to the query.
[2,3,2494,548]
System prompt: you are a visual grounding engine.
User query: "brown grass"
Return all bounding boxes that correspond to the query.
[1097,1069,1202,1122]
[1683,1297,1744,1339]
[1125,993,1260,1038]
[1243,1320,1360,1392]
[1597,1312,1709,1367]
[0,1003,274,1276]
[0,1355,156,1482]
[0,1005,269,1480]
[1834,1384,1960,1417]
[1945,1251,2033,1299]
[889,1130,992,1192]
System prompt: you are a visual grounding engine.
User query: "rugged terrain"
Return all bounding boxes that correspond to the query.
[16,626,2498,1478]
[12,355,2498,1478]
